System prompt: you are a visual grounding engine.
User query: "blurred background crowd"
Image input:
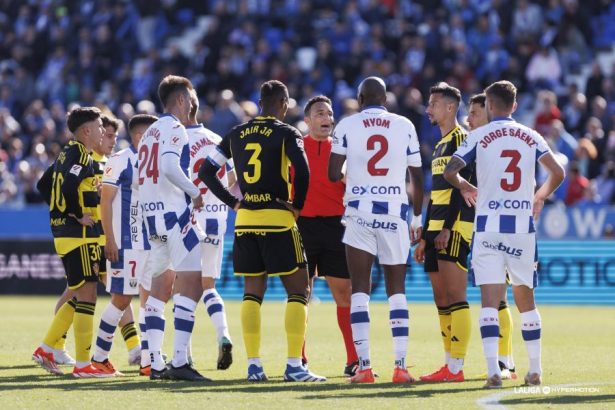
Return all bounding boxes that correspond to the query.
[0,0,614,208]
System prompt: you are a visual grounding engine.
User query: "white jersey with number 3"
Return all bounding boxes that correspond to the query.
[138,113,192,236]
[331,106,421,220]
[453,117,551,234]
[187,124,231,236]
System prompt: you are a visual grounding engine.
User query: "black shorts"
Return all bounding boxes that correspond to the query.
[424,230,470,273]
[297,216,349,279]
[233,226,307,276]
[99,245,107,275]
[61,243,103,289]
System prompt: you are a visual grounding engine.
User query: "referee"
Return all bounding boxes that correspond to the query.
[297,96,358,377]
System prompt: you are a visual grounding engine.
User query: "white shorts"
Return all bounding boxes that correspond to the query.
[342,209,410,265]
[146,226,202,278]
[470,231,538,288]
[106,249,148,295]
[201,235,224,279]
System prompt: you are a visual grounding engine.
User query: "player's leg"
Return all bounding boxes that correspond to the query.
[498,280,516,378]
[508,233,541,386]
[50,287,75,364]
[233,232,268,381]
[326,275,358,375]
[91,292,132,376]
[420,269,451,381]
[201,236,232,370]
[472,232,507,388]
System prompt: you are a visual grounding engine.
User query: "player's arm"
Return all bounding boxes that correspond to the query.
[328,125,347,182]
[444,133,479,207]
[534,152,565,222]
[36,164,54,205]
[160,132,202,208]
[406,124,424,244]
[285,130,310,214]
[61,153,94,227]
[100,156,121,262]
[199,137,240,210]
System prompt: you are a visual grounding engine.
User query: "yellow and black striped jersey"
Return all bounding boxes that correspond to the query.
[425,125,476,241]
[203,116,309,233]
[37,140,101,256]
[91,151,107,246]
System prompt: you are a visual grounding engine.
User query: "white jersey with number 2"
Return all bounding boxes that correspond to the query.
[453,117,551,234]
[331,105,421,220]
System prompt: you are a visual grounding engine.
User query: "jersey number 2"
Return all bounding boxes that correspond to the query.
[500,150,521,192]
[367,134,389,176]
[138,143,160,184]
[192,158,226,194]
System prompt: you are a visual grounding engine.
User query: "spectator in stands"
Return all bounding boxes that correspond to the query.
[565,162,590,206]
[534,90,561,137]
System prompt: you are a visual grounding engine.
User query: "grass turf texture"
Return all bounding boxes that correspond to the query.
[1,296,613,409]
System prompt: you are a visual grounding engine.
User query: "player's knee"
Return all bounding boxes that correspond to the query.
[111,294,132,310]
[201,277,215,290]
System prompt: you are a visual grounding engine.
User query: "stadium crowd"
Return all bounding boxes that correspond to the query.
[0,0,614,207]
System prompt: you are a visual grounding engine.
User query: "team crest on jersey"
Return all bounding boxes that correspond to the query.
[129,279,138,288]
[171,136,181,146]
[104,166,113,176]
[296,138,304,149]
[70,164,82,176]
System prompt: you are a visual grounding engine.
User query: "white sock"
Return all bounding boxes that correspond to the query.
[138,307,149,367]
[479,307,501,378]
[172,295,198,368]
[145,296,166,371]
[499,354,513,369]
[203,288,230,341]
[351,292,371,370]
[248,357,262,367]
[388,293,409,369]
[445,351,451,364]
[521,309,542,375]
[93,303,124,362]
[448,358,464,374]
[287,357,302,367]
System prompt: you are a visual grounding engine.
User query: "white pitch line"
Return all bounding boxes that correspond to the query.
[476,381,615,410]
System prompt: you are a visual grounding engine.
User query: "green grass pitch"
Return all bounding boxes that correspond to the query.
[1,296,613,409]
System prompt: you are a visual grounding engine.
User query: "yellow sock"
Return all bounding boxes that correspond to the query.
[498,301,513,358]
[73,301,96,363]
[437,305,452,358]
[43,298,77,348]
[285,294,307,359]
[121,322,140,351]
[241,295,262,358]
[53,334,67,350]
[449,301,471,359]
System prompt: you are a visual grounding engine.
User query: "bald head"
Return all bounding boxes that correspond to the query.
[358,77,387,109]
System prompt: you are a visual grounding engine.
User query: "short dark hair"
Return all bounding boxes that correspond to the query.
[429,82,461,105]
[304,95,332,116]
[128,114,158,133]
[469,93,486,107]
[260,80,288,106]
[101,114,121,132]
[66,107,101,133]
[484,81,516,110]
[157,75,194,108]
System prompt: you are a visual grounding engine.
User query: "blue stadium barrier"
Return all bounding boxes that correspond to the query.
[1,205,614,304]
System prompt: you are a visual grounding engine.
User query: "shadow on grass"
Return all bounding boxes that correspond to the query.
[0,364,43,371]
[0,372,487,398]
[500,394,615,406]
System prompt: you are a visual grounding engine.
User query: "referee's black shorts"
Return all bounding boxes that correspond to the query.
[297,216,349,279]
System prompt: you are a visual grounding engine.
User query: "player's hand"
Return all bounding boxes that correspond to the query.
[233,200,241,212]
[459,181,478,207]
[71,213,94,227]
[413,239,426,264]
[276,198,300,220]
[105,238,119,262]
[410,214,422,245]
[533,194,545,223]
[192,195,204,210]
[435,228,451,251]
[96,180,102,196]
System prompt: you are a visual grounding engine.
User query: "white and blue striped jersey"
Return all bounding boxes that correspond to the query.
[138,113,201,250]
[453,117,551,234]
[331,106,421,221]
[102,147,150,250]
[187,124,232,236]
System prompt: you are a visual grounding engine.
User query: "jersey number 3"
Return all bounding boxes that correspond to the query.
[367,134,389,176]
[500,150,521,192]
[138,143,160,184]
[243,143,262,183]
